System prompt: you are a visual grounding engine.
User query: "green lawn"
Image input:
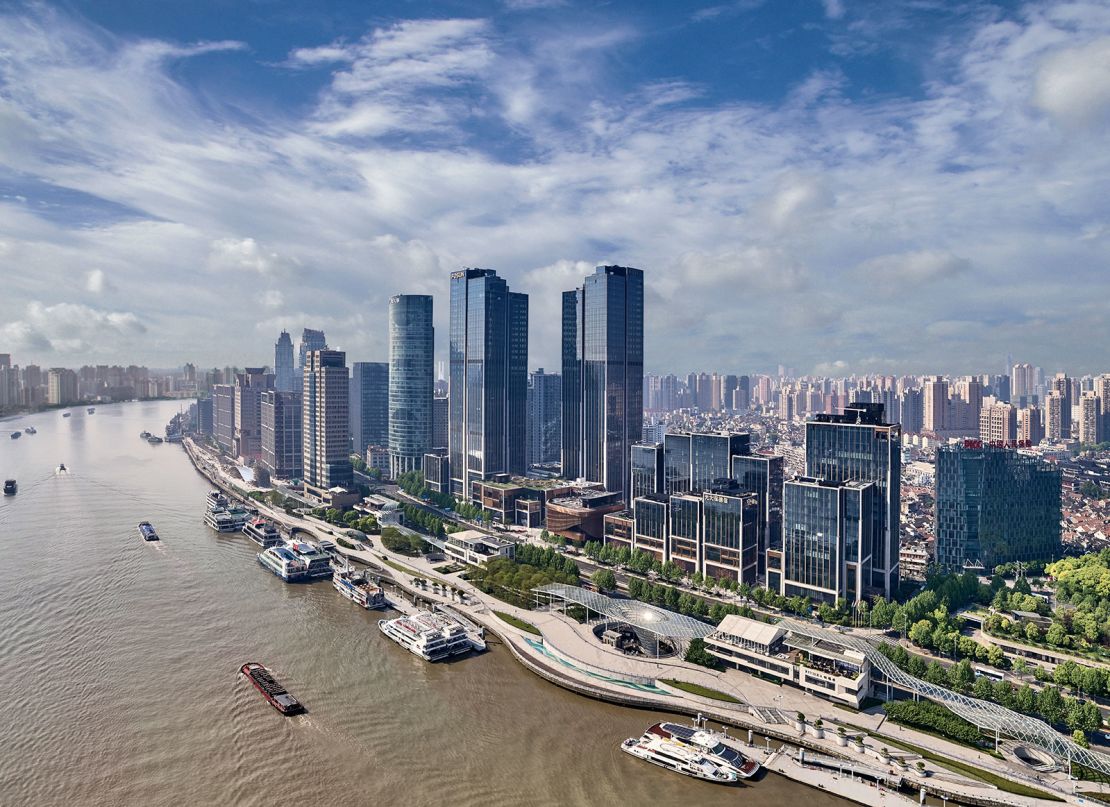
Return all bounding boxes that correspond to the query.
[660,679,743,704]
[493,611,541,636]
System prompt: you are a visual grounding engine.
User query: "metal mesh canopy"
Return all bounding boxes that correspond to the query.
[779,618,1110,776]
[533,584,716,640]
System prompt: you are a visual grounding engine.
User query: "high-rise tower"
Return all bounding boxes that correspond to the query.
[274,330,295,393]
[302,349,351,494]
[388,295,434,479]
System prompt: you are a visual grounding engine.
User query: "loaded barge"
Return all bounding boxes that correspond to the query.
[239,662,304,715]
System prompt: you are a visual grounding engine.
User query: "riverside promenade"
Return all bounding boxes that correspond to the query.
[182,438,1103,807]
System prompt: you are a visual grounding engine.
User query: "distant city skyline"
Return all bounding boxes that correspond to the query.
[2,2,1110,373]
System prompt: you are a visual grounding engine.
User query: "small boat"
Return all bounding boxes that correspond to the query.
[138,521,159,541]
[3,479,15,496]
[140,431,151,439]
[9,431,19,440]
[56,463,67,473]
[62,412,71,418]
[24,426,36,435]
[147,436,163,444]
[87,407,95,414]
[239,662,304,716]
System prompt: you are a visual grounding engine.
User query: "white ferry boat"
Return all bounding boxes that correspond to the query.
[257,546,308,582]
[205,505,250,532]
[378,610,485,662]
[620,722,757,783]
[242,518,284,548]
[332,567,386,609]
[285,540,333,578]
[205,490,228,510]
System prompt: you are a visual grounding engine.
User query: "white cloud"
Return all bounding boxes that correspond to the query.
[821,0,845,20]
[855,249,971,292]
[1033,36,1110,127]
[1,301,146,355]
[85,268,112,293]
[206,238,301,277]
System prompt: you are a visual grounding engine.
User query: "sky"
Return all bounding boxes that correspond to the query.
[1,0,1109,376]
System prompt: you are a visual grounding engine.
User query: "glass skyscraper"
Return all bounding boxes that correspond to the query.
[274,330,295,393]
[731,452,784,565]
[630,442,664,500]
[804,402,901,599]
[561,265,643,502]
[663,431,749,495]
[296,328,326,388]
[350,361,389,454]
[935,443,1062,571]
[526,368,561,467]
[388,295,434,479]
[449,269,528,496]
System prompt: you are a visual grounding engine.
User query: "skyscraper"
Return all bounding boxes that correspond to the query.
[1079,391,1102,446]
[1018,405,1045,445]
[213,383,235,451]
[1051,373,1072,436]
[1046,391,1065,441]
[449,269,528,496]
[432,395,449,450]
[804,402,901,599]
[388,295,434,479]
[923,376,947,434]
[350,362,389,454]
[261,390,302,479]
[302,349,351,494]
[561,265,643,502]
[234,367,275,461]
[935,443,1061,571]
[527,368,561,467]
[274,330,295,393]
[297,328,327,389]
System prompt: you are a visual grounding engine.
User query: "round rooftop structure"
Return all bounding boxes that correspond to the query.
[532,583,716,643]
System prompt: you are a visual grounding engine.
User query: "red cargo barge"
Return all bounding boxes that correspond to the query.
[239,662,305,716]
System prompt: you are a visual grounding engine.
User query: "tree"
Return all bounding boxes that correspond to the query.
[1037,686,1066,725]
[973,675,994,701]
[1024,622,1042,642]
[909,619,934,647]
[948,659,975,693]
[684,638,718,668]
[1073,729,1090,749]
[925,661,948,686]
[1045,623,1067,646]
[1015,684,1036,714]
[986,644,1006,669]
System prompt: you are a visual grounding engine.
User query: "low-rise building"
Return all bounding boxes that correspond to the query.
[899,539,934,582]
[365,444,390,475]
[704,614,872,707]
[444,529,515,567]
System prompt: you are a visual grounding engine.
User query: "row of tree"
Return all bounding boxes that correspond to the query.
[468,545,580,609]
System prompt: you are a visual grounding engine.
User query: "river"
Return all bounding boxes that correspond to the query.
[0,400,851,807]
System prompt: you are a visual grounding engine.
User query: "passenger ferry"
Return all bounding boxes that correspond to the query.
[204,505,250,532]
[285,540,333,578]
[332,567,386,609]
[137,521,160,542]
[242,518,284,548]
[378,609,485,662]
[205,490,228,510]
[620,721,758,783]
[257,546,308,582]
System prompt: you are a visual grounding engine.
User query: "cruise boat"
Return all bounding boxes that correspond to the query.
[239,663,304,716]
[285,540,333,578]
[137,521,160,542]
[3,479,15,496]
[205,490,228,510]
[378,609,485,662]
[205,505,250,532]
[242,518,284,548]
[9,431,19,440]
[620,722,756,784]
[332,567,386,609]
[257,546,308,582]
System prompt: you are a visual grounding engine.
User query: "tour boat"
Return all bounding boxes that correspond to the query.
[239,662,304,716]
[3,479,15,496]
[378,609,485,662]
[205,505,250,532]
[205,490,228,510]
[242,518,284,548]
[620,722,757,784]
[137,521,160,542]
[257,546,308,582]
[285,540,333,578]
[332,566,386,609]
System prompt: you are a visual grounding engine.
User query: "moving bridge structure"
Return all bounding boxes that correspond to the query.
[778,618,1110,778]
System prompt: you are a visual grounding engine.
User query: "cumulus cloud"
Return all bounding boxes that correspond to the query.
[1033,36,1110,127]
[854,250,971,293]
[1,302,146,355]
[206,238,302,277]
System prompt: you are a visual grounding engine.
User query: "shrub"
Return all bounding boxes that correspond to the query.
[883,700,988,748]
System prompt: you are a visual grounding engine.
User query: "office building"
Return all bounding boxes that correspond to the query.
[297,328,327,376]
[630,442,664,501]
[388,295,434,479]
[213,383,235,451]
[1011,363,1035,402]
[196,396,213,435]
[303,349,352,495]
[274,330,295,393]
[449,269,528,496]
[899,388,923,435]
[432,395,449,450]
[561,265,643,502]
[350,362,389,454]
[731,452,784,567]
[527,368,561,468]
[781,477,874,605]
[935,443,1062,571]
[663,431,750,495]
[234,368,275,461]
[979,401,1017,444]
[804,402,901,599]
[261,390,302,479]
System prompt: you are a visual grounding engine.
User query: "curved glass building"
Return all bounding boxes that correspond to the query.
[388,295,434,479]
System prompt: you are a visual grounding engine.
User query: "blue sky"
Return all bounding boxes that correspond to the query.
[2,0,1109,374]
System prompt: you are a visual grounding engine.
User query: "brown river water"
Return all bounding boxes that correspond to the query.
[0,400,851,807]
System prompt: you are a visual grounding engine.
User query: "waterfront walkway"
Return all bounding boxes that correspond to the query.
[182,438,1106,807]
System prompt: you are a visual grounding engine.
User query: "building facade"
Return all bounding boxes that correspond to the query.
[302,349,352,494]
[561,265,643,502]
[350,361,389,455]
[274,330,295,393]
[527,368,561,468]
[935,442,1062,571]
[388,295,434,479]
[449,268,529,496]
[234,367,274,461]
[261,390,302,479]
[213,383,235,451]
[630,442,664,501]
